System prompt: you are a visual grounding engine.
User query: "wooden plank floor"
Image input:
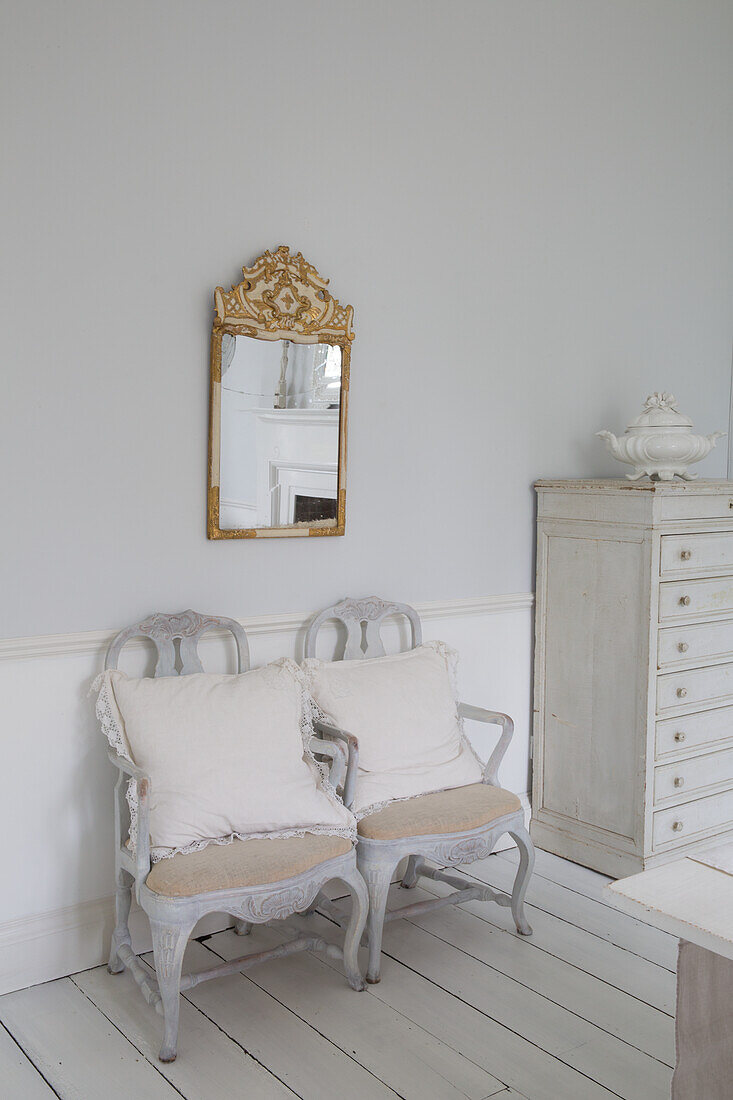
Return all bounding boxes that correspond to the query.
[0,850,676,1099]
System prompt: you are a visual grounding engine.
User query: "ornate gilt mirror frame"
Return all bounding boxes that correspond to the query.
[207,245,354,538]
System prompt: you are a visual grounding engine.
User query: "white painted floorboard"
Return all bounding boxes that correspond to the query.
[491,852,678,970]
[389,881,675,1066]
[72,954,296,1099]
[457,858,677,1014]
[0,852,676,1099]
[499,847,616,903]
[0,978,183,1099]
[145,941,400,1099]
[0,1023,57,1099]
[202,926,506,1100]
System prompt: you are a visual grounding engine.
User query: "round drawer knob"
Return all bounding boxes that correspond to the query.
[672,820,684,832]
[674,731,687,743]
[677,687,688,698]
[679,595,691,606]
[680,550,692,561]
[673,776,685,788]
[678,642,689,653]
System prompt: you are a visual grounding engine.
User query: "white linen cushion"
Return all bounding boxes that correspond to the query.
[302,641,483,817]
[94,659,355,860]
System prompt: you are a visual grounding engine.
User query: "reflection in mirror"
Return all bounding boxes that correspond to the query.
[219,337,342,530]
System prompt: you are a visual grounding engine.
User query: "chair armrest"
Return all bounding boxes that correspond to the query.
[310,736,348,794]
[107,748,147,782]
[313,718,359,810]
[107,749,151,886]
[458,703,514,787]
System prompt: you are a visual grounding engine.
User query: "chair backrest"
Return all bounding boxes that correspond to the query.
[104,609,250,677]
[304,596,422,661]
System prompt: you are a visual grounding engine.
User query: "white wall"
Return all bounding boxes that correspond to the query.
[1,0,732,990]
[1,0,732,638]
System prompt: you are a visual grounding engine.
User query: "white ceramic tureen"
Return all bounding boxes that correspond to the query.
[596,392,724,481]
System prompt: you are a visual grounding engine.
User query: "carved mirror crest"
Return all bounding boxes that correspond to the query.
[208,246,354,538]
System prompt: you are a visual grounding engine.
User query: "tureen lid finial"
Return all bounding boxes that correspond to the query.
[630,393,692,429]
[644,392,678,412]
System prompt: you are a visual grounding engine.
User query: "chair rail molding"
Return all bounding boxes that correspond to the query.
[0,592,534,662]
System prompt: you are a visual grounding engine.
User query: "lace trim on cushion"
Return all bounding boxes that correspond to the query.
[92,671,131,761]
[295,665,342,798]
[352,741,487,823]
[353,780,485,824]
[92,664,356,863]
[126,778,139,855]
[150,822,354,862]
[302,638,486,822]
[92,672,142,855]
[302,690,344,783]
[265,660,355,828]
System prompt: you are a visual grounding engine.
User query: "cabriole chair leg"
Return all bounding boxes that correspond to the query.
[150,919,192,1063]
[341,872,369,991]
[508,824,535,937]
[362,861,396,984]
[400,855,419,890]
[108,868,133,974]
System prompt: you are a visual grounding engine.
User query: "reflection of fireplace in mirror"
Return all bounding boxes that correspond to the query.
[293,495,338,524]
[254,409,340,527]
[267,460,337,526]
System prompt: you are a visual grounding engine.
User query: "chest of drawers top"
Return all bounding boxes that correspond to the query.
[536,478,733,526]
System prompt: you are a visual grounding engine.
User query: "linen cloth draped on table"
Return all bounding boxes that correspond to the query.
[673,940,733,1099]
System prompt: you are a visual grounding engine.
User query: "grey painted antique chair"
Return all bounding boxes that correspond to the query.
[105,610,369,1062]
[304,596,534,984]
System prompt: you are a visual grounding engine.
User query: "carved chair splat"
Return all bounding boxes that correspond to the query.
[105,609,368,1062]
[304,596,534,984]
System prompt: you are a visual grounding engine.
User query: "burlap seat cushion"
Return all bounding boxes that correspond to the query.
[146,834,353,898]
[357,783,520,841]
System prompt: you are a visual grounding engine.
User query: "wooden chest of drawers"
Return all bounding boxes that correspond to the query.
[532,479,733,877]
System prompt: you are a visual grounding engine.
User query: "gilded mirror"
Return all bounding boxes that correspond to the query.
[208,246,354,538]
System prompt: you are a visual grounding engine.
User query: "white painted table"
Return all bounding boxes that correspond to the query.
[607,854,733,1099]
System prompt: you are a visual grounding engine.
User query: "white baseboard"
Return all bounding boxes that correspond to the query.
[0,794,532,996]
[0,895,236,997]
[0,895,114,996]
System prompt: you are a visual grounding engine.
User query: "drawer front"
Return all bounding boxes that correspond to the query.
[657,663,733,712]
[658,619,733,668]
[657,492,733,523]
[653,787,733,849]
[656,706,733,758]
[660,532,733,576]
[654,746,733,804]
[658,577,733,621]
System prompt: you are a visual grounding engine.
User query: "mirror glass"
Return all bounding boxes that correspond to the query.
[218,336,342,530]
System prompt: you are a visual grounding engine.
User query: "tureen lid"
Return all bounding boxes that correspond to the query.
[628,393,693,430]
